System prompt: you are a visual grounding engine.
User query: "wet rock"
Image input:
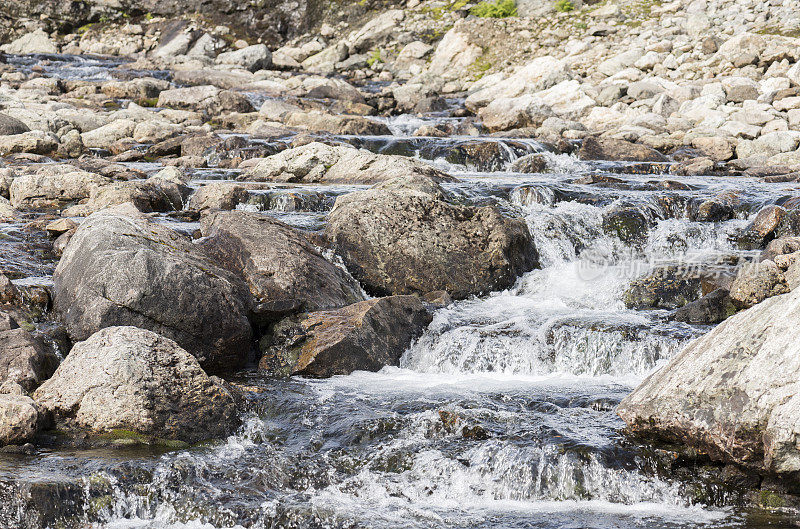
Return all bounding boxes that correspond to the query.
[199,210,364,314]
[578,137,668,162]
[0,394,40,446]
[0,326,59,392]
[670,157,714,176]
[441,141,517,172]
[242,142,454,185]
[729,260,789,309]
[215,44,271,72]
[325,176,538,300]
[33,326,238,443]
[0,114,30,136]
[259,295,431,377]
[601,205,651,244]
[743,205,786,245]
[188,182,249,212]
[696,191,740,222]
[618,287,800,475]
[9,169,110,209]
[52,208,253,371]
[510,153,548,173]
[673,288,738,325]
[624,267,703,310]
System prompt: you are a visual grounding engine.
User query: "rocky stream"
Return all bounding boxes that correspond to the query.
[0,50,798,529]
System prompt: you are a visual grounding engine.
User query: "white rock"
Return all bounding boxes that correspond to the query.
[1,29,58,55]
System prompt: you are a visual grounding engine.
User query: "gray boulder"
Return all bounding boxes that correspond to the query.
[188,182,249,212]
[729,260,789,308]
[33,326,238,443]
[618,288,800,475]
[0,394,40,446]
[199,210,365,314]
[259,295,431,377]
[215,44,272,72]
[0,114,30,136]
[9,169,110,209]
[578,136,668,162]
[241,142,455,185]
[0,325,59,392]
[52,208,253,371]
[325,176,538,299]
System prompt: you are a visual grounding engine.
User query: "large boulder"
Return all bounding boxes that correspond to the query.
[33,327,238,443]
[578,137,668,162]
[729,260,790,308]
[215,44,272,72]
[0,394,40,446]
[199,211,365,314]
[52,208,253,371]
[283,111,390,135]
[618,288,800,475]
[325,176,538,299]
[1,29,57,54]
[9,169,110,209]
[0,325,59,392]
[259,295,431,377]
[0,114,30,136]
[241,142,455,185]
[188,182,249,211]
[623,266,702,310]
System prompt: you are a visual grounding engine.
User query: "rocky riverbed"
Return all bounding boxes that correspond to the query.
[1,0,800,527]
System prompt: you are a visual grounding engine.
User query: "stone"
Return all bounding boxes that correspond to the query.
[215,44,272,72]
[32,326,237,443]
[673,288,738,325]
[511,153,548,173]
[729,260,790,308]
[0,395,40,446]
[0,131,58,156]
[199,210,365,312]
[465,56,571,111]
[623,266,702,310]
[426,25,483,81]
[241,142,454,185]
[696,191,740,222]
[0,328,59,392]
[79,180,187,214]
[52,208,253,371]
[157,85,252,115]
[0,114,30,136]
[692,136,734,162]
[0,197,16,220]
[618,287,800,474]
[478,95,554,132]
[283,111,389,135]
[188,182,249,211]
[81,119,136,149]
[578,137,667,162]
[9,170,109,209]
[325,176,538,300]
[259,295,431,377]
[1,29,57,54]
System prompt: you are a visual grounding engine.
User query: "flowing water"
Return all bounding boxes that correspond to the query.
[2,55,800,529]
